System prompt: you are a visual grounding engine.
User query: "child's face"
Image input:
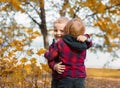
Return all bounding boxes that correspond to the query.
[54,23,66,39]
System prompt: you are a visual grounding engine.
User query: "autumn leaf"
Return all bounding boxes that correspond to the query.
[8,51,16,57]
[96,2,106,13]
[16,46,23,51]
[10,41,15,47]
[24,64,32,74]
[20,57,28,63]
[30,58,37,64]
[26,29,33,33]
[37,48,46,56]
[0,38,3,44]
[29,35,37,40]
[33,30,41,36]
[40,63,51,72]
[26,50,31,55]
[2,47,8,51]
[110,0,120,5]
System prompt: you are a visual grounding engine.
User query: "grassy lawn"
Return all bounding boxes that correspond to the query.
[86,68,120,79]
[46,68,120,88]
[85,68,120,88]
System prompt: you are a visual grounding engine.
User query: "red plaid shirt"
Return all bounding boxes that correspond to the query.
[44,35,92,79]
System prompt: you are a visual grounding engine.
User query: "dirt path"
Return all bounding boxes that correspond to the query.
[85,77,120,88]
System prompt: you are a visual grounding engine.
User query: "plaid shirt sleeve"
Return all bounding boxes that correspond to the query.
[85,34,92,49]
[44,42,59,69]
[47,61,56,70]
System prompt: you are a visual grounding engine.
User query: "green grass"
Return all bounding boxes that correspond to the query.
[86,68,120,79]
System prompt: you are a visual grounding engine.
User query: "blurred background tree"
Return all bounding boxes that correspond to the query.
[59,0,120,58]
[0,0,120,59]
[0,0,120,87]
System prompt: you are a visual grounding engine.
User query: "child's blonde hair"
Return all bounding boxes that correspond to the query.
[64,18,85,37]
[54,17,69,28]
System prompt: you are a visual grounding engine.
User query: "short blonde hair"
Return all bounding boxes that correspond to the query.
[64,18,85,37]
[54,17,69,28]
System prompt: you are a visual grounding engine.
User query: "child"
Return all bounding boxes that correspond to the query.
[44,17,91,88]
[47,17,69,88]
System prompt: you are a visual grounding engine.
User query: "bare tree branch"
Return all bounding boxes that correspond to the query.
[85,4,120,19]
[73,6,80,18]
[26,11,40,26]
[28,2,41,19]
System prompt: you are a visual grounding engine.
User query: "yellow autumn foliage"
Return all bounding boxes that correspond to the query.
[30,57,37,64]
[110,0,120,4]
[96,2,106,13]
[37,48,46,56]
[33,30,41,36]
[40,63,51,73]
[8,51,16,57]
[26,49,32,55]
[0,38,3,44]
[0,0,119,87]
[0,0,51,87]
[26,28,33,33]
[2,47,8,51]
[16,46,23,51]
[29,35,37,40]
[24,64,32,74]
[20,57,28,63]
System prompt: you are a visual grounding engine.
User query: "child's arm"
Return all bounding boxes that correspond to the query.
[44,43,58,62]
[77,34,92,49]
[44,39,59,64]
[44,40,62,72]
[84,34,92,48]
[47,60,65,74]
[47,60,56,70]
[53,62,65,74]
[63,35,88,51]
[77,35,87,42]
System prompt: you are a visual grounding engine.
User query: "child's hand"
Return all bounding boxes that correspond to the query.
[77,35,87,42]
[54,62,65,74]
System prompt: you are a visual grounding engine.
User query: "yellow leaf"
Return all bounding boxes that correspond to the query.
[2,47,8,51]
[111,42,117,47]
[33,30,41,36]
[20,57,28,63]
[29,35,37,40]
[11,0,25,12]
[16,46,23,51]
[24,64,32,74]
[107,48,112,52]
[0,39,3,44]
[110,0,120,5]
[26,50,31,55]
[96,3,106,13]
[30,58,37,64]
[94,21,98,26]
[8,51,15,57]
[27,29,33,33]
[37,48,46,55]
[10,42,15,46]
[40,63,51,72]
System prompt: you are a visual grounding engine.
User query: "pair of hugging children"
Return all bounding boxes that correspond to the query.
[44,17,92,88]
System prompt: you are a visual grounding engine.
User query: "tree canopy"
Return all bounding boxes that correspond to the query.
[0,0,119,86]
[0,0,120,57]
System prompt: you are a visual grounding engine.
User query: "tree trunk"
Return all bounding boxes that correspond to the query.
[39,0,49,49]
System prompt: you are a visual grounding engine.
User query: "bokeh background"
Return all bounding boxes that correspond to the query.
[0,0,120,88]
